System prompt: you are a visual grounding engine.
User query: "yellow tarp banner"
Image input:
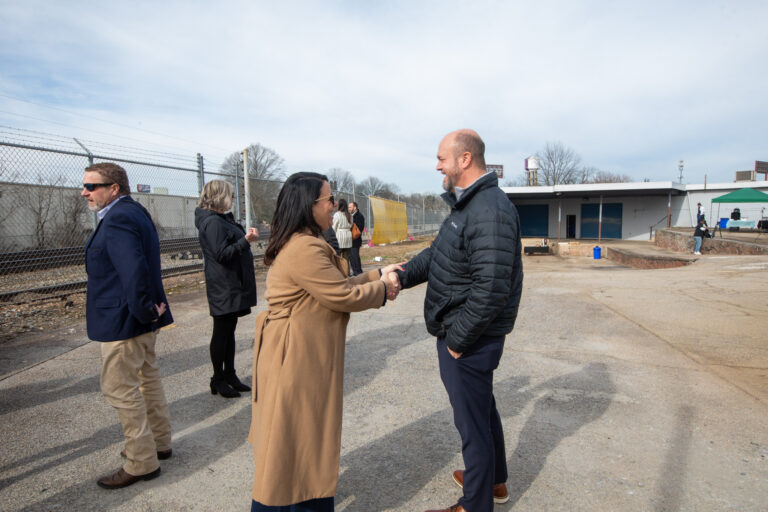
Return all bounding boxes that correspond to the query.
[370,196,408,245]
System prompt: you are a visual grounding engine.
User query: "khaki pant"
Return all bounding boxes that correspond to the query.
[100,330,171,476]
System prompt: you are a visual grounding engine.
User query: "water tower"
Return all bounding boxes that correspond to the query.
[525,156,539,186]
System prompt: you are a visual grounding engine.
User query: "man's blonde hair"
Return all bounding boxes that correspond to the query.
[198,180,234,211]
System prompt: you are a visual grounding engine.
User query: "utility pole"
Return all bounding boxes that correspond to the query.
[75,138,98,229]
[422,196,425,232]
[196,153,205,194]
[243,148,252,230]
[234,159,242,223]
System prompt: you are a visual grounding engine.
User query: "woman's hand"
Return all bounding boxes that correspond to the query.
[245,227,259,243]
[380,262,405,300]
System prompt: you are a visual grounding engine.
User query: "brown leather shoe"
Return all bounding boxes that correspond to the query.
[97,467,161,489]
[453,469,510,504]
[425,504,465,512]
[120,448,172,460]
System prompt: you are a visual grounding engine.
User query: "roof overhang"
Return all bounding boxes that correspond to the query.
[501,181,687,200]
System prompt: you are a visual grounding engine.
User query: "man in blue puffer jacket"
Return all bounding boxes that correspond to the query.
[393,129,523,512]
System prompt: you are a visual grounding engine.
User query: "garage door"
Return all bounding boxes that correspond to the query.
[517,204,549,237]
[581,203,622,238]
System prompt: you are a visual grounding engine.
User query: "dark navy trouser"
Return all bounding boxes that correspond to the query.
[251,497,333,512]
[438,335,507,512]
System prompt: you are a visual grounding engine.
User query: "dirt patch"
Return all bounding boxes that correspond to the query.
[358,236,433,264]
[0,272,215,343]
[0,237,433,342]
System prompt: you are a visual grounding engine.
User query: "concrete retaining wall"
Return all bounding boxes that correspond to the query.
[655,228,768,255]
[606,246,693,269]
[550,242,596,257]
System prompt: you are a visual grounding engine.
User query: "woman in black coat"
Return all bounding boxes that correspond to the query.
[195,180,258,398]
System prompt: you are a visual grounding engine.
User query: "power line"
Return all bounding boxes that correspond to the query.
[0,92,234,154]
[0,124,197,166]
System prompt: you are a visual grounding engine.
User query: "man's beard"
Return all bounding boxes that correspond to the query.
[442,174,454,193]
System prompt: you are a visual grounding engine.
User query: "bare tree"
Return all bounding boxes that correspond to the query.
[25,174,66,248]
[501,174,527,187]
[356,176,388,197]
[0,159,20,237]
[50,188,90,247]
[326,168,355,194]
[536,141,583,185]
[589,169,632,183]
[219,143,286,225]
[377,182,401,201]
[220,143,286,182]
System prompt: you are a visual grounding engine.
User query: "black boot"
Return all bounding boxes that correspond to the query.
[225,372,251,392]
[210,377,240,398]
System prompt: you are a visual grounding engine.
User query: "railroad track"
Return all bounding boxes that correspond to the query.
[0,232,270,303]
[0,262,204,302]
[0,232,271,275]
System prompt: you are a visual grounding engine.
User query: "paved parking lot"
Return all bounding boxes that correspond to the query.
[1,252,767,511]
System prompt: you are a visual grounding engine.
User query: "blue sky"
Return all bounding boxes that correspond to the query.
[1,0,766,193]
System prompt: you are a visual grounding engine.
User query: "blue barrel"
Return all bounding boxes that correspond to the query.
[719,218,728,229]
[593,246,601,259]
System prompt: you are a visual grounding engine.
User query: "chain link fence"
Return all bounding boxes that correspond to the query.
[0,126,449,304]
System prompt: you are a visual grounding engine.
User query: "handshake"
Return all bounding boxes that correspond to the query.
[379,262,405,301]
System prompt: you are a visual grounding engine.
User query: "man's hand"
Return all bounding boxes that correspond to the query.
[380,262,405,301]
[153,302,167,321]
[386,272,400,300]
[447,346,462,359]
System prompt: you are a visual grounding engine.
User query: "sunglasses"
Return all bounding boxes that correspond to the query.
[83,182,114,191]
[315,194,334,204]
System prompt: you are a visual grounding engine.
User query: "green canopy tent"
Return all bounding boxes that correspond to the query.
[710,187,768,233]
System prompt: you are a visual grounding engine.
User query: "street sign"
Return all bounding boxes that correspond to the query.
[487,164,503,178]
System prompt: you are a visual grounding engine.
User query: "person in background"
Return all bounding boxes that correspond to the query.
[195,180,258,399]
[697,202,704,223]
[348,201,365,276]
[249,172,401,512]
[693,216,708,255]
[82,162,173,489]
[332,198,353,270]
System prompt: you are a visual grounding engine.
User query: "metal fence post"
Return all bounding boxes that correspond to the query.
[234,158,242,223]
[243,148,251,230]
[74,137,98,230]
[196,153,205,194]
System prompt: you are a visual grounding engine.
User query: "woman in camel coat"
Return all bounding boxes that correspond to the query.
[249,172,401,512]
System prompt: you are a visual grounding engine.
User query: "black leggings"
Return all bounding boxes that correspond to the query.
[210,313,238,380]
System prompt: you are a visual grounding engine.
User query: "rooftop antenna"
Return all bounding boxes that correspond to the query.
[678,160,684,183]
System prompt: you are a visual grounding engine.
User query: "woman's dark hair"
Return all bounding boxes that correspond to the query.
[264,172,328,265]
[337,198,351,223]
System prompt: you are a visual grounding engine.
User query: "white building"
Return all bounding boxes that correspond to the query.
[502,181,768,240]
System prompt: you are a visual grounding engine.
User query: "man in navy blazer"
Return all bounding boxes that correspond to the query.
[82,163,173,489]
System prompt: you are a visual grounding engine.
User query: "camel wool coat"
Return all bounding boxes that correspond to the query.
[249,232,386,506]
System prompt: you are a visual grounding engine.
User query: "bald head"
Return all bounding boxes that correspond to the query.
[446,129,486,170]
[436,129,488,193]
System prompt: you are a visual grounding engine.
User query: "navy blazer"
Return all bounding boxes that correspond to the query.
[85,196,173,342]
